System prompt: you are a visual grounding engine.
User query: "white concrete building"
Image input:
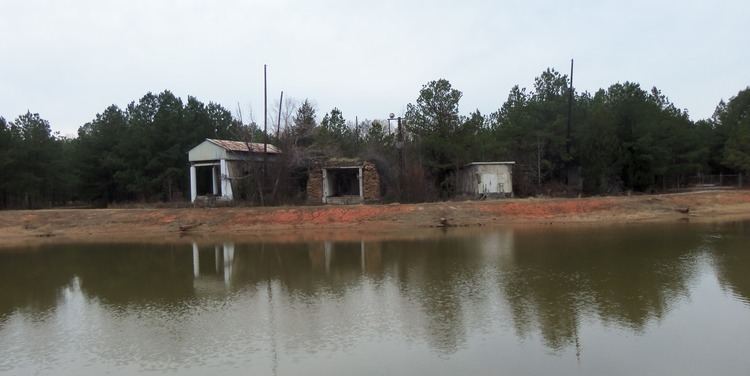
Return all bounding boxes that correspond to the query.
[458,162,515,197]
[187,139,281,203]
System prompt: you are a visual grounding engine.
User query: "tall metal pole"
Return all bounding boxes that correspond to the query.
[277,90,283,140]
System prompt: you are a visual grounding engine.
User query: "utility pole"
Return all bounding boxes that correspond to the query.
[565,59,575,187]
[389,113,406,200]
[263,64,268,179]
[567,59,574,156]
[277,91,283,140]
[398,116,405,196]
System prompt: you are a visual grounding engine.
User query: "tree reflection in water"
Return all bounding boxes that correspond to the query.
[1,220,749,369]
[496,225,705,350]
[710,221,750,306]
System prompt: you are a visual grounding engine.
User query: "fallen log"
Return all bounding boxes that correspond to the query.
[179,223,203,232]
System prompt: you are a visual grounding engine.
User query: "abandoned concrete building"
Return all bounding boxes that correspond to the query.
[306,159,381,204]
[188,139,281,203]
[458,162,515,197]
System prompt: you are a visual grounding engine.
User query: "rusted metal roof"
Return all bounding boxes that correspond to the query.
[206,139,282,154]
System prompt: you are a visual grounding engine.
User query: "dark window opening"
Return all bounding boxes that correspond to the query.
[328,168,360,197]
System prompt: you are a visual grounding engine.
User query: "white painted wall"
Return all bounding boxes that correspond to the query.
[188,140,228,162]
[459,164,513,195]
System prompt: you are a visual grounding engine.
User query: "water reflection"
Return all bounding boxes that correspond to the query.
[498,226,705,350]
[192,242,236,291]
[1,222,750,375]
[710,221,750,305]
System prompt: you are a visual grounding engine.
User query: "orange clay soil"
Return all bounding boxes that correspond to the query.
[1,190,749,248]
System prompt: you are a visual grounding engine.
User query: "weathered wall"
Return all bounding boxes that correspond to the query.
[306,167,323,204]
[227,160,243,199]
[459,164,513,196]
[362,161,381,202]
[188,141,228,162]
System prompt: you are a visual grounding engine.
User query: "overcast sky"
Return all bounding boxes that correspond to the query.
[1,0,748,136]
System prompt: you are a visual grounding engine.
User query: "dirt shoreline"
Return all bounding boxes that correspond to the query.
[1,190,749,248]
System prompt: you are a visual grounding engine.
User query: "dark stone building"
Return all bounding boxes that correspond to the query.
[306,159,381,204]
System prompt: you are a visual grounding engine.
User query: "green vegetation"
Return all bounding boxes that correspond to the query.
[1,70,748,208]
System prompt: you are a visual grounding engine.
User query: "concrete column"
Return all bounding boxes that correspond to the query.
[211,166,218,195]
[189,165,197,202]
[321,168,328,204]
[359,167,364,199]
[220,159,234,200]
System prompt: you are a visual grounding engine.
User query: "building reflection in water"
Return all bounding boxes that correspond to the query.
[1,220,749,371]
[179,226,713,356]
[192,242,234,290]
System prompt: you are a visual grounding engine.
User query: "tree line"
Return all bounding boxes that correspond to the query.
[1,68,749,208]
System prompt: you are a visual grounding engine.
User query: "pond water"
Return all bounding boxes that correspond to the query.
[1,222,750,375]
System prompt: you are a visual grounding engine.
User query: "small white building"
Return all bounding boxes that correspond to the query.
[458,162,515,197]
[187,139,281,203]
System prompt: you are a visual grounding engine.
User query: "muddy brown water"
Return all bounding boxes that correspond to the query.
[1,222,750,375]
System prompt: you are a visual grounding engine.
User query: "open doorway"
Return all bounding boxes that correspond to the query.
[195,164,221,197]
[323,167,362,204]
